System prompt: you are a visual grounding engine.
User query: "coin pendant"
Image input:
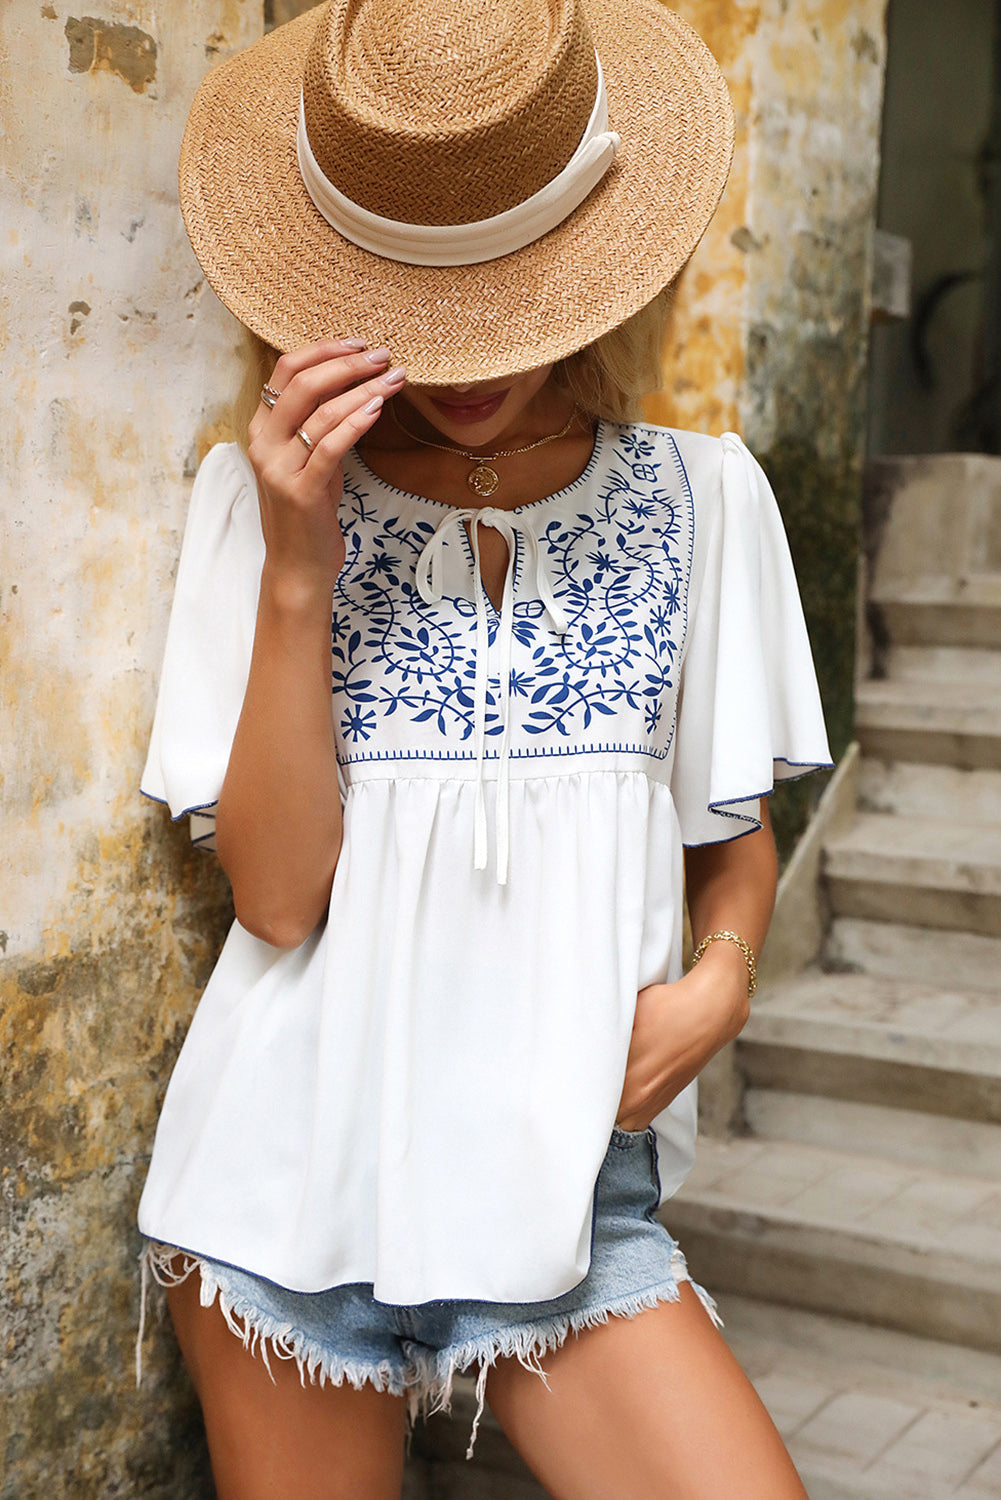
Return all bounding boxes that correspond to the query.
[467,464,500,497]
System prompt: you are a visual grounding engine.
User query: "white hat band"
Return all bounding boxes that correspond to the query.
[296,56,620,267]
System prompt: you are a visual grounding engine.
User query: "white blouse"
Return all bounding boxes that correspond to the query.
[138,421,831,1304]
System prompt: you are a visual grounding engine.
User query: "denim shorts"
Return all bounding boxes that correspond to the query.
[137,1125,720,1458]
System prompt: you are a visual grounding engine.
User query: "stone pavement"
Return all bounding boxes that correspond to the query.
[723,1294,1001,1499]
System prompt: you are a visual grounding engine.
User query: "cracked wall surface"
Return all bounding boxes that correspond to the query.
[647,0,889,855]
[2,0,887,1490]
[1,2,259,1494]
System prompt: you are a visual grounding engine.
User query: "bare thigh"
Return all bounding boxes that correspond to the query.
[485,1283,808,1500]
[166,1268,407,1500]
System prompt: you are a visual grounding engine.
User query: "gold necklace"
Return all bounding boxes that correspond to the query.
[390,396,583,498]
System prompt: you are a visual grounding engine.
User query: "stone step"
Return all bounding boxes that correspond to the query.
[739,970,1001,1124]
[864,455,1001,588]
[869,575,1001,650]
[856,678,1001,770]
[823,812,1001,936]
[882,648,1001,687]
[882,645,1001,685]
[825,913,1001,990]
[405,1299,1001,1499]
[825,916,1001,992]
[666,1136,1001,1351]
[747,1092,1001,1182]
[720,1294,1001,1499]
[857,759,1001,826]
[744,1091,1001,1181]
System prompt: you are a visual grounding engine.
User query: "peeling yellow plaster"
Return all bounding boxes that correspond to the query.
[644,0,759,436]
[2,821,232,1183]
[2,0,262,1488]
[2,644,93,818]
[64,16,157,94]
[644,0,886,450]
[47,398,148,514]
[217,0,260,44]
[740,0,888,453]
[768,40,823,92]
[195,414,238,463]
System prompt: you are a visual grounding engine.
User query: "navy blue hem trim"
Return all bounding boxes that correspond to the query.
[681,759,835,847]
[140,787,219,824]
[338,742,674,767]
[709,758,836,810]
[774,759,836,777]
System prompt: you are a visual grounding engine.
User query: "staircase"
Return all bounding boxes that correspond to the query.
[667,454,1001,1498]
[404,456,1001,1497]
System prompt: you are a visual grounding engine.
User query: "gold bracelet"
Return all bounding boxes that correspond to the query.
[690,930,757,997]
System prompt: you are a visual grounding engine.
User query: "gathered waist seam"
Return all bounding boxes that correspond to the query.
[339,757,677,790]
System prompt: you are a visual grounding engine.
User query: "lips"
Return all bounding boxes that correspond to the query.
[428,389,510,425]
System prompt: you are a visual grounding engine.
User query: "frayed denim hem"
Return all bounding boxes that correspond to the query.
[135,1242,418,1421]
[135,1240,721,1461]
[411,1250,724,1460]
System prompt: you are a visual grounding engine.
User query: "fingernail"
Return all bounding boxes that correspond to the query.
[363,346,392,364]
[339,336,369,350]
[363,395,384,414]
[382,365,406,386]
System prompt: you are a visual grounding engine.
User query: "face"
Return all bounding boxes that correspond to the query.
[398,363,557,447]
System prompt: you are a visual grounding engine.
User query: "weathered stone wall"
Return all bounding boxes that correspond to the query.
[648,0,889,857]
[1,3,258,1495]
[1,0,887,1491]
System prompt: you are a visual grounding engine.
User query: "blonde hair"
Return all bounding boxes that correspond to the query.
[232,284,675,446]
[233,330,283,449]
[553,284,675,422]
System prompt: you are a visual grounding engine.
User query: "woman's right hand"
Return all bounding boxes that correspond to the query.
[246,337,407,594]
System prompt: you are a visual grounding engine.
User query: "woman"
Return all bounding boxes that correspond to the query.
[137,0,832,1494]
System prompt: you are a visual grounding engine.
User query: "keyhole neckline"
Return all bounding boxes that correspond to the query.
[458,512,518,619]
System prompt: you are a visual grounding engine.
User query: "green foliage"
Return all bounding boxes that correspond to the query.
[756,436,860,867]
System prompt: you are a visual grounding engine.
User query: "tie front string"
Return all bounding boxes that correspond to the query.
[415,506,568,884]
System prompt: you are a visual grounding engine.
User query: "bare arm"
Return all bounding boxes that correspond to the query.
[214,339,407,947]
[616,799,778,1129]
[683,796,778,1013]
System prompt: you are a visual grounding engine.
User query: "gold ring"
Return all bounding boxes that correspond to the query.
[261,384,279,408]
[295,426,314,452]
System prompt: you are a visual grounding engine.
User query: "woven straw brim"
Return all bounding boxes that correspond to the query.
[179,0,734,385]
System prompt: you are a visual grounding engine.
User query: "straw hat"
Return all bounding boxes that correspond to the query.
[179,0,734,384]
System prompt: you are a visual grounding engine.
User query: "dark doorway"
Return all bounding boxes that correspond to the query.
[868,0,1001,456]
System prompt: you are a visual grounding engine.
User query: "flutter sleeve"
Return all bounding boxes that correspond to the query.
[140,442,265,840]
[669,431,833,845]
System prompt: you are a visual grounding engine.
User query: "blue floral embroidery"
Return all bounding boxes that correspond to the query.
[342,705,377,741]
[332,426,694,763]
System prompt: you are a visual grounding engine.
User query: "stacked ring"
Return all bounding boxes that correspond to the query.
[260,383,280,408]
[295,427,314,452]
